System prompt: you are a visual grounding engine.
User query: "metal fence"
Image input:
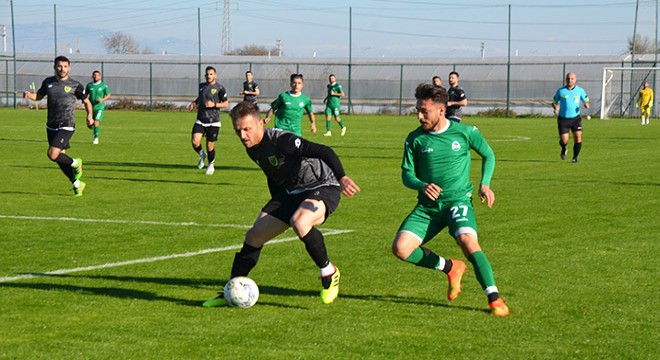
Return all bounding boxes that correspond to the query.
[0,53,652,116]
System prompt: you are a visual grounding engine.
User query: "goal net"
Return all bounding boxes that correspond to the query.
[601,67,658,119]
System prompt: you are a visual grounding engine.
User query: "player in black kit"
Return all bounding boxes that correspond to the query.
[188,66,228,175]
[24,55,93,196]
[203,101,360,307]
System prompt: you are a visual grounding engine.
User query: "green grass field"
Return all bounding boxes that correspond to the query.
[0,108,658,359]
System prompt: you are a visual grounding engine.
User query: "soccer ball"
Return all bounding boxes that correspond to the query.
[223,276,259,308]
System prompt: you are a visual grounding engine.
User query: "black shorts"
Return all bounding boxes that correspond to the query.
[557,116,583,135]
[262,186,341,224]
[47,128,73,150]
[192,123,219,142]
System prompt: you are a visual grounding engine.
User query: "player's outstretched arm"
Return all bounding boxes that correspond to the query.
[339,176,360,197]
[478,184,495,208]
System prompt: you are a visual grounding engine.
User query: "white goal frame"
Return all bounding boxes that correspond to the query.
[601,66,659,119]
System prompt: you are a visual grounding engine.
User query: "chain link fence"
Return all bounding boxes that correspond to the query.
[1,53,650,116]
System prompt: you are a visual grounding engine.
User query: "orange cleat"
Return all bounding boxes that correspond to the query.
[446,259,466,301]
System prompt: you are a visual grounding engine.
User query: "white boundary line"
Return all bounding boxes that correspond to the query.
[488,135,531,142]
[0,215,352,283]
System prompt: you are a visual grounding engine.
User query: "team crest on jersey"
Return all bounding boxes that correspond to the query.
[64,86,72,93]
[211,89,217,94]
[452,141,461,151]
[298,102,305,107]
[421,147,433,154]
[268,155,278,166]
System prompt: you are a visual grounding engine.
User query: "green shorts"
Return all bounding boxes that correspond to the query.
[398,198,478,244]
[325,106,340,118]
[92,108,105,122]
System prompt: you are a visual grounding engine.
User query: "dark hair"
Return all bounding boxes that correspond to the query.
[432,76,441,82]
[230,101,261,122]
[415,83,448,105]
[449,71,459,78]
[245,70,253,75]
[92,70,101,75]
[54,55,70,65]
[290,73,303,82]
[205,66,217,73]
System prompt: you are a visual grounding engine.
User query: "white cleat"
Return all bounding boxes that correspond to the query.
[197,152,206,169]
[92,137,99,144]
[323,131,332,137]
[205,164,215,175]
[341,127,347,136]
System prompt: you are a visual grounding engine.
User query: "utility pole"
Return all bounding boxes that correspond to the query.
[2,25,6,52]
[276,39,283,56]
[222,0,231,54]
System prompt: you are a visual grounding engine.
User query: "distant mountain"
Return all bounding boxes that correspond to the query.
[7,24,203,56]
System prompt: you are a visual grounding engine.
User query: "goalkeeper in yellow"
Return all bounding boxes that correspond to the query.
[636,81,653,125]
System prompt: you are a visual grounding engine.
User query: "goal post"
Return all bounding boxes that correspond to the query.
[601,67,658,119]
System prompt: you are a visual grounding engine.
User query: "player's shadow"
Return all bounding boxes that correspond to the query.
[0,281,200,307]
[91,175,233,186]
[85,160,260,173]
[3,273,487,313]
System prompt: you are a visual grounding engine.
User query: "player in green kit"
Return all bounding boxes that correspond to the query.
[85,70,111,144]
[323,74,346,136]
[391,83,509,316]
[264,73,316,136]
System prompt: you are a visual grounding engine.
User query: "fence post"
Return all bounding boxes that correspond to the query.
[399,64,404,116]
[149,62,153,111]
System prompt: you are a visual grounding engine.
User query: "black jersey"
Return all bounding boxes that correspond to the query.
[447,85,466,121]
[37,76,86,129]
[246,129,344,194]
[242,81,259,104]
[195,82,227,126]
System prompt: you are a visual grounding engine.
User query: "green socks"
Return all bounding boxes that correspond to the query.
[468,251,496,290]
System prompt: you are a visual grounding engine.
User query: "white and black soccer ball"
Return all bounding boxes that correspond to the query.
[223,276,259,308]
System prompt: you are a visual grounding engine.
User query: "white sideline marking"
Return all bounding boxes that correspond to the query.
[0,215,251,229]
[0,215,352,283]
[489,135,531,142]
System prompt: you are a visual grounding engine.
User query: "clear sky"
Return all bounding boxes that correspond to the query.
[1,0,658,58]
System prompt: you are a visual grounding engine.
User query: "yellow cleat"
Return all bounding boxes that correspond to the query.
[320,266,340,304]
[202,293,228,307]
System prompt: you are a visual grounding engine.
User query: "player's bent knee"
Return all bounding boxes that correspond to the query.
[244,228,269,248]
[391,236,417,260]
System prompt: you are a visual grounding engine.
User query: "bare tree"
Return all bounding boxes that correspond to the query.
[103,32,151,54]
[627,34,658,54]
[226,44,280,56]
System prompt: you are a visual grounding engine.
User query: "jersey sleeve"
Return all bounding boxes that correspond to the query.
[401,137,427,190]
[468,127,495,186]
[581,88,589,103]
[74,83,86,101]
[270,94,283,110]
[103,84,111,96]
[552,89,560,104]
[37,79,48,98]
[219,86,228,102]
[304,97,313,114]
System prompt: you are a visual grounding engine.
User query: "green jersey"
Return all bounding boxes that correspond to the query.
[401,120,495,205]
[85,81,110,111]
[270,91,313,136]
[326,82,343,109]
